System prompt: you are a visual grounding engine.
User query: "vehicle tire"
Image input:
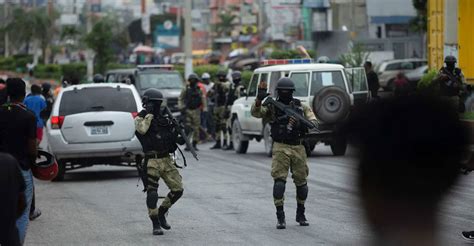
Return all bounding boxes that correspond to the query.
[313,86,350,124]
[263,123,273,157]
[232,119,249,154]
[330,137,347,156]
[52,160,66,182]
[386,79,396,92]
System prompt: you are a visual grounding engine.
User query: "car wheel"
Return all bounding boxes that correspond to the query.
[263,123,273,157]
[313,86,350,124]
[52,160,66,182]
[232,118,249,154]
[330,137,347,156]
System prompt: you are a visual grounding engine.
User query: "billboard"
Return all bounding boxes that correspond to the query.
[154,21,180,49]
[267,0,301,41]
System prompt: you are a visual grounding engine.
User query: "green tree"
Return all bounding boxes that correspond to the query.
[339,43,370,68]
[411,0,427,32]
[213,9,237,37]
[84,18,115,74]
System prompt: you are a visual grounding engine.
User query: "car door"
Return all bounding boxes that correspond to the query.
[345,67,370,106]
[288,71,311,105]
[239,73,261,132]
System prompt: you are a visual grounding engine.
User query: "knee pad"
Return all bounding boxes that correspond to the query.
[273,180,286,200]
[296,184,308,201]
[146,189,158,209]
[168,189,184,204]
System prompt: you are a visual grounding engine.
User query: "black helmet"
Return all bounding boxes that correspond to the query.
[42,82,51,91]
[188,73,199,81]
[93,74,105,83]
[217,70,227,77]
[276,77,295,91]
[143,88,164,103]
[231,71,242,81]
[445,55,457,63]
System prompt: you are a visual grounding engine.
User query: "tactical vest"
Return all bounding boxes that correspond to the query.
[439,67,463,97]
[227,84,239,106]
[185,86,202,110]
[270,99,307,142]
[136,115,178,155]
[216,83,227,106]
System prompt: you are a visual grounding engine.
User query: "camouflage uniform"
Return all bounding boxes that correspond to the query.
[209,81,231,143]
[251,101,317,207]
[135,113,184,220]
[226,84,245,139]
[178,85,207,143]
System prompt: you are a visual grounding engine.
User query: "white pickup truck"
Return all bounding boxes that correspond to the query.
[230,60,370,157]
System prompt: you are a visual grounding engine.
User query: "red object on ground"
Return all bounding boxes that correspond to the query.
[32,150,58,181]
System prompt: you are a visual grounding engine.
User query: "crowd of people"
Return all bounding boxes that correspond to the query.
[1,54,473,244]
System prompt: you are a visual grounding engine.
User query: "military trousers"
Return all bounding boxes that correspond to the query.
[146,156,184,217]
[213,106,229,141]
[271,142,309,207]
[185,108,201,142]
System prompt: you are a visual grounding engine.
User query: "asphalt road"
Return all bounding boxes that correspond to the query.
[26,141,474,245]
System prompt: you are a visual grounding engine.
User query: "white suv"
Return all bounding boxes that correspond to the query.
[46,83,143,180]
[230,61,370,157]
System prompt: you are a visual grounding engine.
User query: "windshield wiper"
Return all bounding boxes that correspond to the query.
[90,106,105,111]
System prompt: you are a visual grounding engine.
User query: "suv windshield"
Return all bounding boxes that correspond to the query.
[59,87,137,116]
[138,73,183,90]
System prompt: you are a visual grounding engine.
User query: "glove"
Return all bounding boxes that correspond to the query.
[287,116,298,132]
[137,110,148,118]
[257,88,269,101]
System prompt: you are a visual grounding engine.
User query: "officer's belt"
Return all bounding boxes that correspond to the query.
[145,152,170,159]
[274,139,302,146]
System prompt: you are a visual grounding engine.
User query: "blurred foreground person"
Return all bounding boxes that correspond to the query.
[0,78,38,244]
[0,153,26,246]
[347,96,468,246]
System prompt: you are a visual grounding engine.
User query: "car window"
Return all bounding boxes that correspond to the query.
[247,74,259,97]
[59,87,137,116]
[345,68,368,92]
[289,72,310,97]
[401,62,414,70]
[311,71,345,95]
[385,63,401,71]
[269,71,284,96]
[138,73,183,90]
[106,74,116,82]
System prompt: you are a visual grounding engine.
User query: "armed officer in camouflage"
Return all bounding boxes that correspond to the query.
[135,89,186,236]
[179,74,207,151]
[223,71,246,150]
[436,55,467,112]
[251,78,318,229]
[209,70,231,149]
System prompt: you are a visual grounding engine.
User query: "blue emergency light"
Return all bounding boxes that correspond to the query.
[260,59,314,66]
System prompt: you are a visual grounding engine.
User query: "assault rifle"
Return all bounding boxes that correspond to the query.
[262,97,319,132]
[164,106,199,161]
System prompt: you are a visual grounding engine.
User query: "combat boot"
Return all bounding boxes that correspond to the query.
[276,206,286,229]
[296,204,309,226]
[150,216,164,235]
[158,206,171,230]
[222,139,228,149]
[210,140,221,149]
[192,141,199,151]
[223,141,234,151]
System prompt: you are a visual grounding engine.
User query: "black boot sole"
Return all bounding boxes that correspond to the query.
[153,229,164,235]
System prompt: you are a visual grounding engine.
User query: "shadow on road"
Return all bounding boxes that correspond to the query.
[60,168,138,182]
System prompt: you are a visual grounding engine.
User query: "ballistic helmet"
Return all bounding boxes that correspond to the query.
[143,88,164,103]
[202,73,211,80]
[276,78,296,91]
[93,74,105,83]
[445,55,457,64]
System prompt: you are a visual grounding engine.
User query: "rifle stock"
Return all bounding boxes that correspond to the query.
[164,106,199,161]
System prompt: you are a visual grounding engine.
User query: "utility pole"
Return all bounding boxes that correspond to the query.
[184,0,192,78]
[4,0,9,57]
[86,0,94,80]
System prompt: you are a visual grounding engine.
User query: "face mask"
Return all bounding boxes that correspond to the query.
[233,79,241,85]
[219,76,226,82]
[446,62,455,71]
[189,80,198,87]
[278,90,293,104]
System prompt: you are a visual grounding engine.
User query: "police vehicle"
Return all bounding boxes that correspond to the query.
[230,58,370,156]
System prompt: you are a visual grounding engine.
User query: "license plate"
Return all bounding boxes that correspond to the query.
[90,126,108,135]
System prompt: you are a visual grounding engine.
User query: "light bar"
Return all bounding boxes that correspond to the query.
[137,64,174,71]
[260,59,314,66]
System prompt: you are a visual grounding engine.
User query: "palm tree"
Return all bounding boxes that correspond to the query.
[214,9,237,37]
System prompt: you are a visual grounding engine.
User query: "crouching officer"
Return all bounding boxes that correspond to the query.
[251,78,318,229]
[135,88,186,236]
[179,73,207,151]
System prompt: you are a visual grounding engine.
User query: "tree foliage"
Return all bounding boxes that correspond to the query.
[213,8,237,37]
[339,43,370,68]
[411,0,427,32]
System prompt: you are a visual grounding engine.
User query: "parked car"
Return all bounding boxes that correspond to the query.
[46,83,143,181]
[376,59,427,91]
[230,59,370,157]
[405,65,429,87]
[105,65,184,113]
